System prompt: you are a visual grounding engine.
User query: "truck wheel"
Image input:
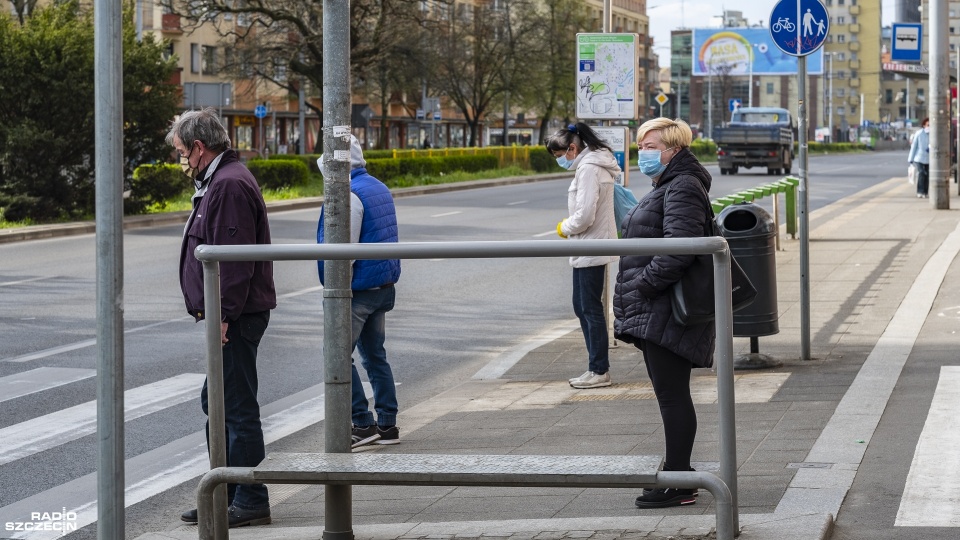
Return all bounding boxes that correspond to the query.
[767,168,778,175]
[720,168,727,175]
[731,166,739,174]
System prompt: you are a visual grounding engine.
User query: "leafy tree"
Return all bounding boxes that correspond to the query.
[0,1,180,222]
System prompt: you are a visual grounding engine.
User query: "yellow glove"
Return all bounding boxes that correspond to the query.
[557,220,567,239]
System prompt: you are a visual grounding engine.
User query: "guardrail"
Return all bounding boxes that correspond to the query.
[195,239,742,539]
[712,176,800,243]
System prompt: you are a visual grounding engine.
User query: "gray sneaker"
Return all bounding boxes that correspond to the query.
[570,371,612,389]
[351,425,380,448]
[568,370,592,384]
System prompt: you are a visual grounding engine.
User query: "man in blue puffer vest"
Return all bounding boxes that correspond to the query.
[317,135,402,448]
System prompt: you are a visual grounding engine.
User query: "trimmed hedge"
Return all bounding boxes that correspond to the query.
[366,154,499,181]
[247,159,310,189]
[269,153,321,174]
[690,139,718,160]
[127,163,188,214]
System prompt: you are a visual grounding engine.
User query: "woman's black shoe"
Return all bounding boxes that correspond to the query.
[635,487,697,508]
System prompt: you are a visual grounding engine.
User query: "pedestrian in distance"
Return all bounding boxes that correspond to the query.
[908,117,930,198]
[613,117,714,509]
[316,135,402,449]
[167,107,276,528]
[545,123,621,389]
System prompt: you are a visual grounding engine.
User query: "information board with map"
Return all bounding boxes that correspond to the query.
[576,33,640,120]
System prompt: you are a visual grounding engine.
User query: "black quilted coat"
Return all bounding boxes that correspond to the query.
[613,148,715,368]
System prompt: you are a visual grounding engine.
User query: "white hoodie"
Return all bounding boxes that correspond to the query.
[559,147,621,268]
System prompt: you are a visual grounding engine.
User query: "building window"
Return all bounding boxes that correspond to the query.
[838,88,846,97]
[190,44,200,74]
[837,71,846,79]
[886,89,893,104]
[838,0,845,5]
[838,52,846,61]
[838,35,846,43]
[850,70,857,79]
[837,106,846,115]
[202,46,218,75]
[837,16,845,24]
[766,82,774,94]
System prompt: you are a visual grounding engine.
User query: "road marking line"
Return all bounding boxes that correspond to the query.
[532,230,556,238]
[0,367,96,404]
[471,319,580,380]
[0,382,378,540]
[0,276,48,287]
[895,366,960,527]
[0,373,205,467]
[506,200,528,206]
[430,211,462,218]
[2,319,188,363]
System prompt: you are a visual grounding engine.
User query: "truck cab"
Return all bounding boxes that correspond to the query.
[714,107,796,176]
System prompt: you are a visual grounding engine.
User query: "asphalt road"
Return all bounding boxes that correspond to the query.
[0,150,914,539]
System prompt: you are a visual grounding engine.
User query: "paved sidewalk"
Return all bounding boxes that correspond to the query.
[137,176,960,540]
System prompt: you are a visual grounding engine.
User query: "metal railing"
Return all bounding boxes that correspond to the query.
[195,238,741,537]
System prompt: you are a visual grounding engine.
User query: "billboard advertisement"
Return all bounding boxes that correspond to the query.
[692,28,823,76]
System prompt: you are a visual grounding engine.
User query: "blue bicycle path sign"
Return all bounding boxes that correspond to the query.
[254,104,268,119]
[769,0,829,57]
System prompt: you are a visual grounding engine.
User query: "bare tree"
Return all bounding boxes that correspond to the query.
[425,3,507,146]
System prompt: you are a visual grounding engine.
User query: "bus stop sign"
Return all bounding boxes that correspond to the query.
[769,0,829,57]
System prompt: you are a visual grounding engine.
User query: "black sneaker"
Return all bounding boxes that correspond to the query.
[375,425,400,445]
[226,505,271,528]
[635,487,698,509]
[351,425,380,448]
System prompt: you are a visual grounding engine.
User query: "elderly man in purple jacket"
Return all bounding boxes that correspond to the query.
[167,108,276,528]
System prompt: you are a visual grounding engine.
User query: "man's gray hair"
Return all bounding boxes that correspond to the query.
[165,107,231,152]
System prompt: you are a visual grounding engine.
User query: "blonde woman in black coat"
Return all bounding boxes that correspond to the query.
[614,118,713,509]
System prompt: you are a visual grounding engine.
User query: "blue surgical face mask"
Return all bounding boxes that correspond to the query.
[638,149,667,178]
[556,155,575,170]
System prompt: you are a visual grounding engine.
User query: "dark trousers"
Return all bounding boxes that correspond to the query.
[572,265,609,374]
[639,339,697,472]
[916,162,929,196]
[201,310,270,510]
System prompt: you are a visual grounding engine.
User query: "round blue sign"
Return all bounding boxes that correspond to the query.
[769,0,829,57]
[254,105,267,119]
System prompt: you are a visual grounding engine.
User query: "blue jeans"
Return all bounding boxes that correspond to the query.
[350,286,398,428]
[572,265,609,374]
[201,310,270,510]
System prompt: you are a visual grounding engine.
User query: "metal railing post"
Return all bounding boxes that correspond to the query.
[712,249,739,533]
[201,260,229,538]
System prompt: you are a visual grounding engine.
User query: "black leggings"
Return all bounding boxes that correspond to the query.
[639,340,697,471]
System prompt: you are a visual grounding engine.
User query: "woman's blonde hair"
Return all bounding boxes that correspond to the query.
[636,118,693,149]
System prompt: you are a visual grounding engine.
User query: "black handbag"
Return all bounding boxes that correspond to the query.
[668,186,758,326]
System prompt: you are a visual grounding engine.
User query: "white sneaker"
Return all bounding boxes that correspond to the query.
[569,371,612,389]
[568,370,592,384]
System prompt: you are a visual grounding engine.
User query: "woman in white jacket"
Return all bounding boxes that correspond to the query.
[546,123,622,389]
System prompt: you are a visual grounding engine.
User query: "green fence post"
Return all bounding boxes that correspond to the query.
[783,177,799,238]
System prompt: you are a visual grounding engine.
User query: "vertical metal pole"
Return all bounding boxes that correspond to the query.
[956,53,959,192]
[907,78,912,124]
[323,0,354,537]
[299,54,307,155]
[748,52,753,107]
[930,0,951,209]
[798,56,811,360]
[94,0,124,537]
[828,53,833,143]
[708,67,713,139]
[201,261,228,539]
[713,248,739,533]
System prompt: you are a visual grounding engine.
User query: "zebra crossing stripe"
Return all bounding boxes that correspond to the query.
[0,380,335,540]
[895,366,960,527]
[0,373,205,467]
[0,367,95,404]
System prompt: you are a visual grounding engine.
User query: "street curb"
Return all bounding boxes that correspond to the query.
[0,172,573,245]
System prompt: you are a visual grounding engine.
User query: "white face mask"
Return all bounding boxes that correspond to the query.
[923,126,930,133]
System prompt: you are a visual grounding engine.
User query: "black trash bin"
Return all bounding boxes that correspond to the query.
[717,202,779,337]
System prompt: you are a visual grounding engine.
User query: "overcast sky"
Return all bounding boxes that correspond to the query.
[652,0,898,66]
